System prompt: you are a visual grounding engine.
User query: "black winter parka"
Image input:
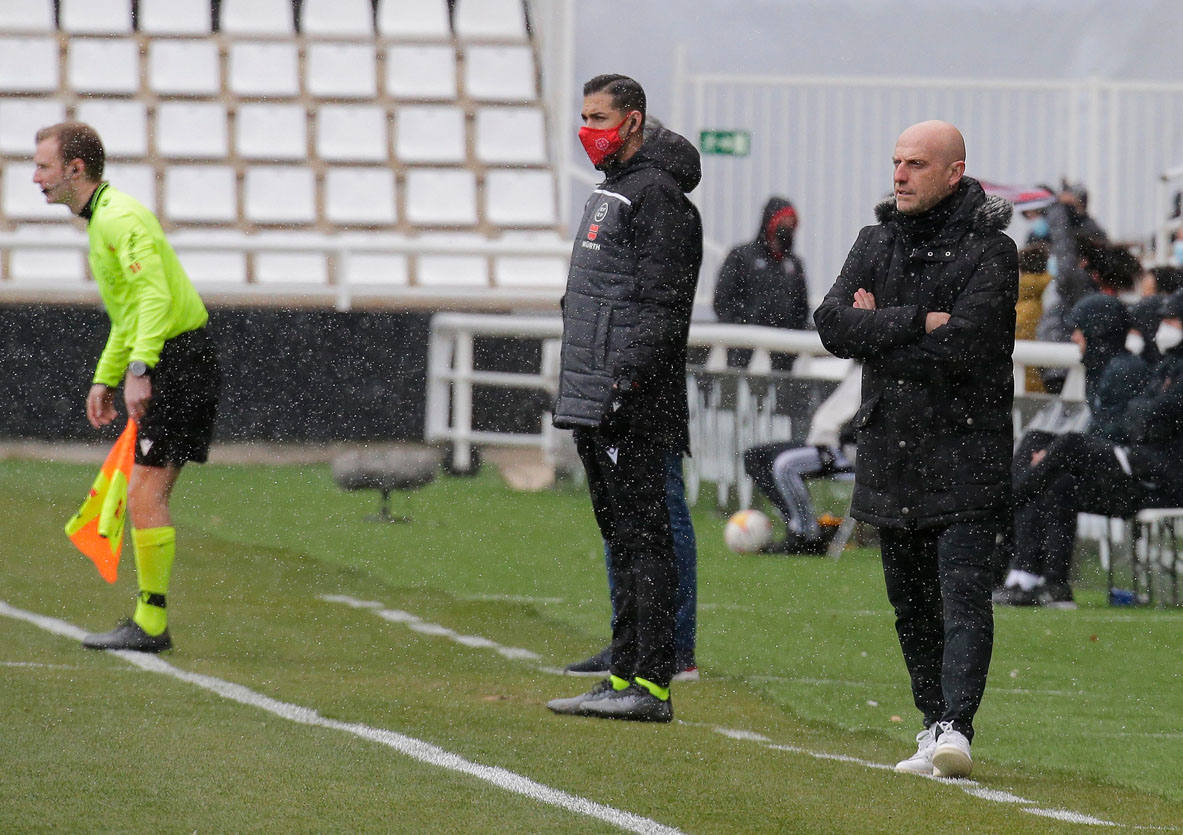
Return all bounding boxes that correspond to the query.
[814,178,1019,528]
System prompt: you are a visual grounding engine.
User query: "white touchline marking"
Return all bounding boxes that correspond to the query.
[1024,808,1119,826]
[459,594,565,605]
[0,600,680,835]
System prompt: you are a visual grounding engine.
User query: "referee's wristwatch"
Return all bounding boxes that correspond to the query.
[127,360,152,378]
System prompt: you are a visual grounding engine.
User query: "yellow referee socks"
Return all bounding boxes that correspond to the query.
[131,526,175,637]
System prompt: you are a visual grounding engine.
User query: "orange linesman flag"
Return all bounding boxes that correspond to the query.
[65,421,137,583]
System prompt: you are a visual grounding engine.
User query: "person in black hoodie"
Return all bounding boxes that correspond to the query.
[815,120,1018,779]
[547,75,703,723]
[713,196,810,370]
[995,292,1151,607]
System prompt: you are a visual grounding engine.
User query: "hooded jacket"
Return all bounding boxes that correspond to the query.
[1065,293,1149,443]
[552,125,704,451]
[814,178,1019,528]
[1124,341,1183,500]
[713,197,809,332]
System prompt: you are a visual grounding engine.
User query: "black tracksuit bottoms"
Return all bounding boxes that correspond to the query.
[575,427,677,688]
[879,521,998,741]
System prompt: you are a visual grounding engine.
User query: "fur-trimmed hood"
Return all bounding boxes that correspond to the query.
[873,177,1013,233]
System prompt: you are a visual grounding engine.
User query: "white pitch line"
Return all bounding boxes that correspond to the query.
[0,600,680,835]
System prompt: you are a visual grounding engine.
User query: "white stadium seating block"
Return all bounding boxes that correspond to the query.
[254,253,327,284]
[417,255,486,286]
[103,163,157,213]
[68,39,140,95]
[475,107,546,164]
[405,169,478,226]
[485,170,555,226]
[395,106,466,164]
[139,0,212,34]
[325,168,397,225]
[0,37,58,93]
[463,46,536,102]
[494,256,566,288]
[316,105,388,163]
[344,253,408,285]
[0,100,65,155]
[229,42,300,97]
[236,103,307,161]
[385,45,457,100]
[301,0,372,36]
[149,40,221,96]
[0,0,54,33]
[73,100,148,157]
[60,0,132,34]
[9,248,86,284]
[244,167,316,224]
[174,250,248,284]
[3,162,65,220]
[306,43,378,99]
[221,0,294,35]
[454,0,527,40]
[156,103,229,159]
[377,0,450,39]
[165,166,237,222]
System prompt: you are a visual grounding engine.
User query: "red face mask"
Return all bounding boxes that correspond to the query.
[579,114,634,168]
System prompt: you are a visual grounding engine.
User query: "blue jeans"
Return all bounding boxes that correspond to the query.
[605,452,697,669]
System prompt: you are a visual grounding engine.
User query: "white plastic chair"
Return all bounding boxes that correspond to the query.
[325,167,397,225]
[149,40,221,96]
[493,255,566,288]
[9,247,86,284]
[418,254,486,286]
[59,0,132,34]
[395,105,466,163]
[453,0,526,40]
[139,0,212,34]
[301,0,372,36]
[463,46,535,102]
[475,107,545,164]
[220,0,295,35]
[405,169,477,226]
[0,99,65,155]
[484,170,555,226]
[376,0,450,39]
[236,103,307,161]
[254,251,327,284]
[0,0,55,33]
[244,166,316,224]
[103,163,157,213]
[67,38,140,95]
[315,104,388,163]
[385,45,457,100]
[229,42,301,97]
[165,165,238,223]
[156,102,229,159]
[73,100,148,157]
[0,37,57,93]
[3,162,66,220]
[306,43,377,99]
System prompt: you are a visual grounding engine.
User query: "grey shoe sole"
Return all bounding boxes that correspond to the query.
[579,696,672,723]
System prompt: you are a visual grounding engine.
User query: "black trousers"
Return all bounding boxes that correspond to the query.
[880,521,998,741]
[575,427,676,688]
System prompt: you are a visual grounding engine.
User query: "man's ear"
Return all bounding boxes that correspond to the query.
[950,160,966,183]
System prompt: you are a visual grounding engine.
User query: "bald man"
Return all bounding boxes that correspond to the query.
[815,121,1018,778]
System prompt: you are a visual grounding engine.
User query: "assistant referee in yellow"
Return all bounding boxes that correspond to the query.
[34,122,220,652]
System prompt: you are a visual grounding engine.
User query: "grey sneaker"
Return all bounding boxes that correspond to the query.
[932,721,973,778]
[563,646,611,676]
[579,683,672,723]
[82,618,172,653]
[894,727,936,775]
[547,678,617,716]
[1039,582,1077,610]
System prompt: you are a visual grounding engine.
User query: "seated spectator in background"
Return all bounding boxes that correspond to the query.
[1016,242,1052,392]
[1140,264,1183,298]
[713,196,809,371]
[1129,294,1166,367]
[996,291,1183,607]
[743,363,860,554]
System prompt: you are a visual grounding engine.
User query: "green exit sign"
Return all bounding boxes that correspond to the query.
[699,130,751,156]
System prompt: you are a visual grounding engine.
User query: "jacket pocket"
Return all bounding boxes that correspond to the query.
[850,392,880,430]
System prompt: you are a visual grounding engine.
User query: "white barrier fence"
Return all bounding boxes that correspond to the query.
[425,312,1085,508]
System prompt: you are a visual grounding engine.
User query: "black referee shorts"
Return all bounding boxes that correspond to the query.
[135,327,221,468]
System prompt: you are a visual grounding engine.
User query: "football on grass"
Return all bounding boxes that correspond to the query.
[724,509,772,553]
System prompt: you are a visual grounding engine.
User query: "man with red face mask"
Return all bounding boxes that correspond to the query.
[548,74,703,723]
[714,196,811,370]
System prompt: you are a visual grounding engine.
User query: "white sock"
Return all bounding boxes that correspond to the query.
[1004,569,1044,592]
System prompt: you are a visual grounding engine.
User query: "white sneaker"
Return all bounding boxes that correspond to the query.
[932,722,973,778]
[672,666,700,683]
[894,727,936,774]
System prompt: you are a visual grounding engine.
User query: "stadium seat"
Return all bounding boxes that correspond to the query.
[67,38,140,95]
[315,104,388,163]
[59,0,132,34]
[418,253,487,286]
[344,252,409,285]
[3,162,62,220]
[376,0,451,39]
[103,163,157,213]
[0,37,59,94]
[493,254,566,288]
[220,0,295,35]
[149,40,221,96]
[453,0,527,40]
[385,45,457,100]
[170,246,248,284]
[463,46,536,102]
[475,107,546,164]
[325,167,397,225]
[484,170,555,226]
[164,165,238,223]
[156,102,229,160]
[9,246,86,284]
[228,42,301,98]
[306,43,378,99]
[138,0,212,34]
[236,103,308,161]
[0,99,65,155]
[254,251,327,283]
[73,100,148,157]
[0,0,54,33]
[395,106,466,164]
[301,0,373,36]
[244,166,316,224]
[405,169,478,226]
